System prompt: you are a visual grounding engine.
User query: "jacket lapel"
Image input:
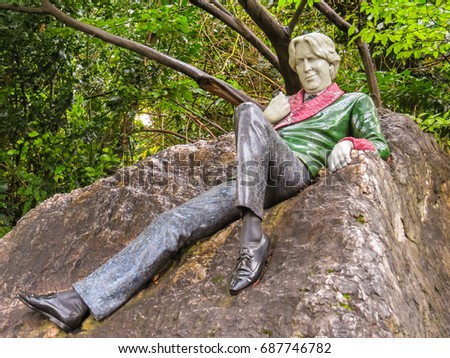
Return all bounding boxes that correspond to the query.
[273,83,345,130]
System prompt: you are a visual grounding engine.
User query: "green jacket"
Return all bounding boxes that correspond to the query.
[276,90,390,178]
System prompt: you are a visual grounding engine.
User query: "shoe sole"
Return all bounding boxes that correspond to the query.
[17,294,73,332]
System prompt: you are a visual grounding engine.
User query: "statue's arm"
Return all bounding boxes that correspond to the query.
[328,94,390,172]
[263,92,291,124]
[345,94,390,160]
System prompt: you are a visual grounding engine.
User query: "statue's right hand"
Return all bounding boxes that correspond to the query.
[264,92,291,124]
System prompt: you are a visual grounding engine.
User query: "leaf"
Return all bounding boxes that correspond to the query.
[54,165,66,175]
[7,149,19,156]
[29,131,40,138]
[100,154,112,162]
[348,24,357,36]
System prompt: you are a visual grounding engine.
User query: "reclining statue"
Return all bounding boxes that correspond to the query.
[18,33,390,332]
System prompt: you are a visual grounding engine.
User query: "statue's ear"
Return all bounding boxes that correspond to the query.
[329,63,338,80]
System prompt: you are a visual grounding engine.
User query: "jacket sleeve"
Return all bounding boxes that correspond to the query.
[345,94,390,160]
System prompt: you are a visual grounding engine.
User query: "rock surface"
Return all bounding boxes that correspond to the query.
[1,110,449,338]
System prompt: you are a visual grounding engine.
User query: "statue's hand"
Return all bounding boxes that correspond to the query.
[328,140,355,172]
[264,92,291,124]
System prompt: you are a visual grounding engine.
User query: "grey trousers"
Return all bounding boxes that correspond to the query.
[73,103,311,320]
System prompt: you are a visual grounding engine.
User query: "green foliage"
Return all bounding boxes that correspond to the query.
[411,111,449,148]
[358,0,450,63]
[0,8,124,235]
[349,0,450,148]
[0,93,122,235]
[0,0,239,235]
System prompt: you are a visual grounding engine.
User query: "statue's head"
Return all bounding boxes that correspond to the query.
[288,33,341,94]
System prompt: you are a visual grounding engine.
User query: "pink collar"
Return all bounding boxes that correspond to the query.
[273,83,345,130]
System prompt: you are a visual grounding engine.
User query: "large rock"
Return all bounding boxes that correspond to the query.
[1,110,449,337]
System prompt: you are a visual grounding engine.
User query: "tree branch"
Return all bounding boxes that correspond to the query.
[140,129,196,143]
[189,0,280,71]
[314,1,382,107]
[165,96,227,134]
[238,0,287,44]
[238,0,301,94]
[314,1,352,33]
[0,0,259,107]
[287,0,308,35]
[0,3,47,14]
[210,0,233,17]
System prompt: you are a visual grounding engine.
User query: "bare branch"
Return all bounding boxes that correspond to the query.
[189,0,280,71]
[287,0,308,35]
[314,1,352,33]
[210,0,233,17]
[0,3,46,14]
[165,96,227,134]
[140,129,196,143]
[186,112,217,139]
[238,0,287,40]
[0,0,259,107]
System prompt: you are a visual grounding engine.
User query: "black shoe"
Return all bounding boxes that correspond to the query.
[17,289,89,332]
[229,234,271,295]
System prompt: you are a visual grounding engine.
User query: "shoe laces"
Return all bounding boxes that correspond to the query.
[235,247,255,273]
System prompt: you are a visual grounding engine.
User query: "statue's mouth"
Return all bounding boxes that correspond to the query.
[304,74,317,81]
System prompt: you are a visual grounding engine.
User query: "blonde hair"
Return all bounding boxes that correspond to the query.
[288,33,341,81]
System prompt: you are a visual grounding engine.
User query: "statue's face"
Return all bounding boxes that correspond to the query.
[294,42,332,94]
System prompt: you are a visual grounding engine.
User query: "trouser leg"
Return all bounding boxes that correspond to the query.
[74,103,311,319]
[73,181,239,321]
[234,102,311,219]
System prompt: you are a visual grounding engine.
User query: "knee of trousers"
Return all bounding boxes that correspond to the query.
[234,102,266,132]
[235,101,261,112]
